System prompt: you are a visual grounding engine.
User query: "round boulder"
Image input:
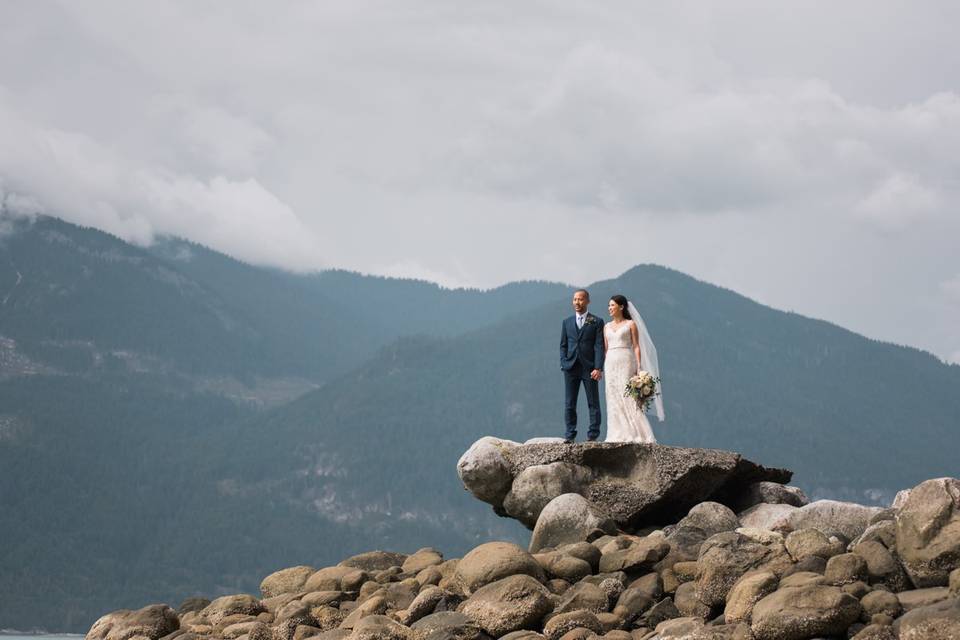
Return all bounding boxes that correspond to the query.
[530,494,617,554]
[503,462,593,527]
[351,614,412,640]
[733,482,809,512]
[340,551,407,572]
[543,611,603,640]
[261,565,315,598]
[403,548,444,574]
[784,500,883,541]
[893,598,960,639]
[785,528,835,562]
[824,553,869,586]
[86,604,179,640]
[676,502,740,538]
[724,570,779,624]
[736,503,797,532]
[457,437,519,505]
[750,583,861,640]
[454,541,545,594]
[458,574,552,637]
[410,611,488,640]
[200,594,265,626]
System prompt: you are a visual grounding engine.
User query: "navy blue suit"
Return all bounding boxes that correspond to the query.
[560,313,605,440]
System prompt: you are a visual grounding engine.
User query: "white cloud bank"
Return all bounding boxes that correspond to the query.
[0,1,958,361]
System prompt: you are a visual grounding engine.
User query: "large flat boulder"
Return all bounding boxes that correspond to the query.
[458,440,791,531]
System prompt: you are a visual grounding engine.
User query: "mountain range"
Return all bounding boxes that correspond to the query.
[0,214,957,632]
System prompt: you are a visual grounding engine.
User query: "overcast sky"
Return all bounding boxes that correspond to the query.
[1,1,958,363]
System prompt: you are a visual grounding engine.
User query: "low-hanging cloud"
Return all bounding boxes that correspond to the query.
[0,92,322,269]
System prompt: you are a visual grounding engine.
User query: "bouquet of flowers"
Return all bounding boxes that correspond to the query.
[624,371,660,412]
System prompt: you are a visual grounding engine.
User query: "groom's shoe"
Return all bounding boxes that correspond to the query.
[563,437,575,444]
[587,436,599,442]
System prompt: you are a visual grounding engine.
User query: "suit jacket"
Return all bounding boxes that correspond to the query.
[560,313,605,373]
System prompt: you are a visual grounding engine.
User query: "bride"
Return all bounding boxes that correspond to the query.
[603,294,664,443]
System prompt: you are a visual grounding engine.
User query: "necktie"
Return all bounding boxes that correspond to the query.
[577,315,583,329]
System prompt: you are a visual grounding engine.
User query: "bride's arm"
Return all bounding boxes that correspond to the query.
[603,325,609,354]
[630,321,642,368]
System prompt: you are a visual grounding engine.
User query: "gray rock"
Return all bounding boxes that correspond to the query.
[543,611,603,640]
[859,590,902,621]
[306,567,358,592]
[852,624,896,640]
[849,519,897,550]
[499,633,545,640]
[674,582,712,619]
[458,439,791,531]
[642,597,680,629]
[398,586,446,626]
[350,615,412,640]
[200,595,265,626]
[454,542,545,594]
[340,551,407,572]
[951,567,960,595]
[893,597,960,639]
[177,597,210,615]
[695,532,793,607]
[736,503,797,532]
[783,500,883,541]
[784,528,835,562]
[626,572,662,602]
[553,581,610,614]
[723,570,778,624]
[824,553,869,586]
[732,482,809,512]
[535,553,592,583]
[458,575,552,637]
[530,494,617,553]
[852,541,910,591]
[409,611,488,640]
[749,583,861,640]
[599,537,670,574]
[611,587,655,625]
[677,503,740,538]
[661,526,709,568]
[86,604,180,640]
[894,477,960,588]
[896,586,951,612]
[261,566,315,599]
[403,549,444,575]
[556,542,602,572]
[652,616,705,639]
[503,463,594,527]
[457,437,519,504]
[782,555,827,578]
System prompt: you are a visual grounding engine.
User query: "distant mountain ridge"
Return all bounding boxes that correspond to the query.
[0,214,957,632]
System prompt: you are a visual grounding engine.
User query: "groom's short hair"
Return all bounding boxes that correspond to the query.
[574,288,590,300]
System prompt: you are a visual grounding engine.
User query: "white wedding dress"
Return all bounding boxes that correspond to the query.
[603,321,657,443]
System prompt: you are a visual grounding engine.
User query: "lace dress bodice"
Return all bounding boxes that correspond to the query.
[603,321,656,443]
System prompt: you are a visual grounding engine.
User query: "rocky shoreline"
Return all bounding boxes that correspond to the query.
[85,441,960,640]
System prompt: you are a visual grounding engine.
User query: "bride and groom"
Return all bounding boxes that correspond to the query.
[560,288,664,443]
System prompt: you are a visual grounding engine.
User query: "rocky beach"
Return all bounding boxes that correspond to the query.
[83,440,960,640]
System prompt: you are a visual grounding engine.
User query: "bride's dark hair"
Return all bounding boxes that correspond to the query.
[610,294,631,319]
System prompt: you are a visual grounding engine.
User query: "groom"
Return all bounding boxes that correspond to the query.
[560,289,605,443]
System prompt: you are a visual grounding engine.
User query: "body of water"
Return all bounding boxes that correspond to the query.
[0,635,83,640]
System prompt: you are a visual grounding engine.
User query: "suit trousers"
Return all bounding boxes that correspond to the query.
[563,362,601,440]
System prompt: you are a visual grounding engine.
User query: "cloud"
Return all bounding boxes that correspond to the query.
[0,90,322,270]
